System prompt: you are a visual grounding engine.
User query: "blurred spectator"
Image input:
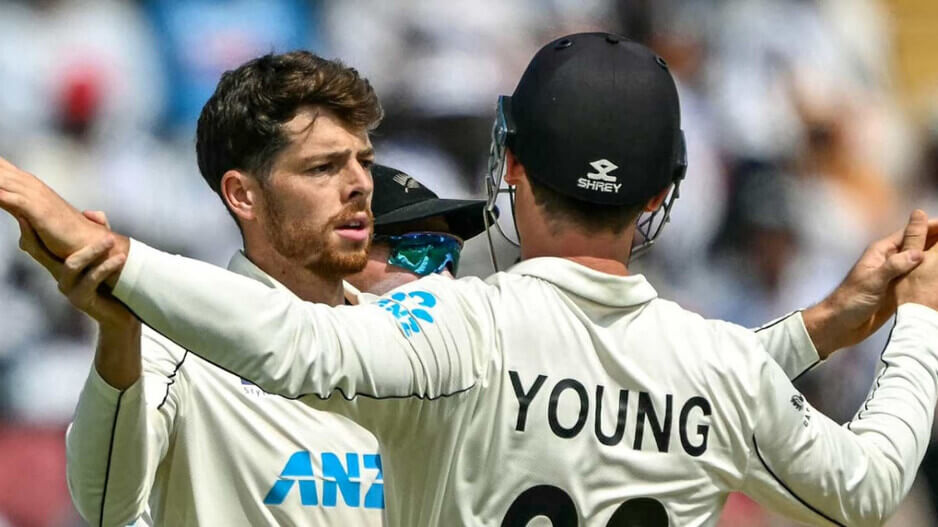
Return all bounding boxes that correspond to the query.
[145,0,322,134]
[689,161,802,327]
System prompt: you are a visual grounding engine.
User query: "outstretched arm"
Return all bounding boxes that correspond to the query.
[755,212,934,381]
[801,210,937,357]
[0,155,483,408]
[740,212,938,526]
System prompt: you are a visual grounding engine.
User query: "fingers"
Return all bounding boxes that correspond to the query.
[879,249,924,283]
[875,217,938,253]
[901,209,929,255]
[59,236,115,294]
[67,253,126,309]
[16,216,64,276]
[83,210,111,229]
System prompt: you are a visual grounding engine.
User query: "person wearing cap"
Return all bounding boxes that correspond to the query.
[346,164,488,296]
[5,34,938,526]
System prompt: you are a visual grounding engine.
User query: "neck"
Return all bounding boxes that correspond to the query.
[243,244,345,306]
[521,225,634,277]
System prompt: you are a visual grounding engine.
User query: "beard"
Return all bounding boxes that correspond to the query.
[261,191,373,278]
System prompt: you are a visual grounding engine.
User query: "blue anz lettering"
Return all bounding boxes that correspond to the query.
[263,451,317,505]
[363,454,384,509]
[264,451,385,509]
[322,453,360,507]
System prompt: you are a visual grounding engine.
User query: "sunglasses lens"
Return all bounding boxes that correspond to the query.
[386,234,462,276]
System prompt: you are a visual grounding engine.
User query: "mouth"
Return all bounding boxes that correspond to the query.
[334,213,372,242]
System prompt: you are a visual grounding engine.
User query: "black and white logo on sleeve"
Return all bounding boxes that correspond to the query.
[577,159,622,194]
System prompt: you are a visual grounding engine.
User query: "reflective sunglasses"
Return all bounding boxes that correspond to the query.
[374,232,464,276]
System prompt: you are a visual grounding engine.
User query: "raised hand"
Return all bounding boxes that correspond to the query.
[896,210,938,310]
[804,210,938,356]
[17,210,141,389]
[17,215,131,328]
[0,156,115,259]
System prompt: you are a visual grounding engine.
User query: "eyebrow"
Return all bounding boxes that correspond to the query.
[298,147,375,165]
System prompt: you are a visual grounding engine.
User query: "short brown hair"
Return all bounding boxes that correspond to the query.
[528,177,643,234]
[196,51,383,198]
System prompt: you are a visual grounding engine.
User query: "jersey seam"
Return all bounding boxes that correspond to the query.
[144,322,476,402]
[754,310,819,381]
[847,318,896,431]
[99,389,125,527]
[753,311,797,333]
[751,434,845,526]
[791,359,820,382]
[157,350,189,410]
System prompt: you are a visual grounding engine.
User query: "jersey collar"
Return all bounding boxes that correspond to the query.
[227,251,362,302]
[504,257,658,307]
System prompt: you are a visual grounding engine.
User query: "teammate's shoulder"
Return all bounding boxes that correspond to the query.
[643,296,713,327]
[391,273,496,302]
[644,298,765,362]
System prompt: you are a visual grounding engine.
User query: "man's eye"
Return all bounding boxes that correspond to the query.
[360,160,374,170]
[309,164,332,174]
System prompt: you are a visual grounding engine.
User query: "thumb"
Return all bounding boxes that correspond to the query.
[879,249,924,283]
[901,209,929,253]
[82,210,111,229]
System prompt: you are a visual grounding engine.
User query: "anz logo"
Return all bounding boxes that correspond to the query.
[264,451,384,509]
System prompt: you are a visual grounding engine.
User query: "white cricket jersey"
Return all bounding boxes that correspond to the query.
[112,240,938,526]
[66,252,385,526]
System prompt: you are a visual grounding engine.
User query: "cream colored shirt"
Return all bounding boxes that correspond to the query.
[113,240,938,527]
[66,252,385,526]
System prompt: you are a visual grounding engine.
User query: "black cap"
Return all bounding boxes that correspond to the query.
[508,32,683,206]
[371,164,490,240]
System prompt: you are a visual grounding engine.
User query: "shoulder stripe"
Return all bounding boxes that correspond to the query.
[752,434,844,526]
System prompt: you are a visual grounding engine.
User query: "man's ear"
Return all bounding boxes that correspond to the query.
[643,185,672,212]
[504,149,526,186]
[220,170,262,222]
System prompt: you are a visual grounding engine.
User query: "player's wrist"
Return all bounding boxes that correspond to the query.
[94,318,142,390]
[802,299,839,360]
[103,234,131,290]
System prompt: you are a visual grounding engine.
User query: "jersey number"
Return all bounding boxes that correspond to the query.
[502,485,668,526]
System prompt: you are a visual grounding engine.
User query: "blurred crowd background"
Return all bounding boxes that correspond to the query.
[1,0,937,525]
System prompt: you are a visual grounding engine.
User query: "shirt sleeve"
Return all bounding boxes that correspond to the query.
[739,303,938,527]
[65,327,187,526]
[111,240,486,431]
[754,311,820,381]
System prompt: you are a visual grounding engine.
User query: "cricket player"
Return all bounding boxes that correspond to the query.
[10,52,485,527]
[4,35,938,526]
[27,163,484,527]
[59,51,387,527]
